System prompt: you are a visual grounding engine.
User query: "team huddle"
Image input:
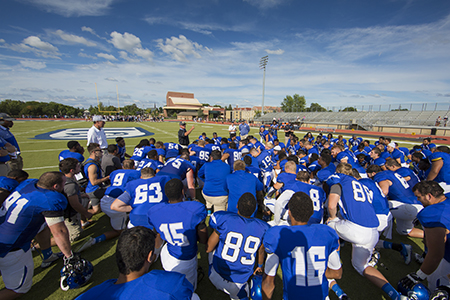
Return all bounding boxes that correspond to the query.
[1,118,450,300]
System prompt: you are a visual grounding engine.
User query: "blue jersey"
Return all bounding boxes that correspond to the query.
[148,201,206,260]
[209,211,269,283]
[117,176,171,228]
[130,146,153,162]
[359,178,390,216]
[263,224,340,300]
[105,169,140,198]
[316,164,336,183]
[198,160,230,197]
[190,146,211,167]
[0,177,19,193]
[395,167,420,188]
[259,130,269,142]
[276,172,297,193]
[84,159,103,193]
[349,137,363,147]
[136,158,163,172]
[245,166,263,182]
[58,150,84,163]
[75,270,193,300]
[224,149,241,171]
[390,148,406,164]
[417,199,450,263]
[307,161,321,173]
[226,170,264,214]
[327,174,379,228]
[430,152,450,184]
[371,157,386,168]
[336,151,366,175]
[157,158,195,181]
[255,150,273,172]
[205,143,222,152]
[117,144,126,163]
[0,180,67,256]
[164,142,182,159]
[373,170,420,204]
[289,181,326,224]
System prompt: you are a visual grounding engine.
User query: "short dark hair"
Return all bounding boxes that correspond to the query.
[164,178,183,201]
[67,141,79,149]
[385,159,401,167]
[412,181,444,198]
[116,226,155,275]
[107,144,118,153]
[87,143,100,153]
[7,169,29,181]
[123,159,135,169]
[140,167,155,178]
[319,153,332,165]
[115,137,124,143]
[296,171,309,182]
[237,192,257,217]
[286,155,299,165]
[437,146,450,154]
[288,192,313,223]
[147,150,158,159]
[59,158,79,174]
[211,150,222,160]
[38,171,65,189]
[243,155,252,166]
[366,164,382,174]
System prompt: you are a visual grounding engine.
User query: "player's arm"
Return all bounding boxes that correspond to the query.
[87,164,109,186]
[206,230,220,253]
[426,158,443,181]
[325,246,342,280]
[420,226,448,275]
[262,252,279,300]
[185,126,195,136]
[327,187,340,221]
[221,152,230,162]
[111,198,132,213]
[196,221,208,245]
[339,156,348,164]
[186,169,195,199]
[254,244,265,274]
[377,179,392,197]
[45,216,73,258]
[67,194,93,220]
[3,142,16,154]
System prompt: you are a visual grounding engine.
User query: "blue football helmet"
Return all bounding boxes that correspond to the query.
[398,282,430,300]
[60,257,93,291]
[250,274,263,300]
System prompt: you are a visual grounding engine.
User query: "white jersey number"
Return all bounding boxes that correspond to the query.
[159,222,190,246]
[221,232,261,265]
[134,183,163,204]
[292,246,326,286]
[1,191,29,225]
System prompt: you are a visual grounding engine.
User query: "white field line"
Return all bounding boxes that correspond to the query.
[24,165,58,171]
[22,148,66,153]
[13,121,85,137]
[140,123,178,138]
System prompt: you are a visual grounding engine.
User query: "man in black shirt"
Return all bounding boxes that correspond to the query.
[178,121,195,147]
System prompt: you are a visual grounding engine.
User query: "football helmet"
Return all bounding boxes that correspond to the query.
[60,254,93,291]
[397,282,430,300]
[430,285,450,300]
[250,274,263,300]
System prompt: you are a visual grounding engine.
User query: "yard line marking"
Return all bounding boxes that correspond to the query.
[24,165,58,171]
[22,148,66,153]
[13,121,85,136]
[140,123,178,138]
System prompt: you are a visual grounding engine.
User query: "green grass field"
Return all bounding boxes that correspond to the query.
[0,120,432,299]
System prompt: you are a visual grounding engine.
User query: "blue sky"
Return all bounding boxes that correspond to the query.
[1,0,450,110]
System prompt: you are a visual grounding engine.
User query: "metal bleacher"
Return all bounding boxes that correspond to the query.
[257,110,450,128]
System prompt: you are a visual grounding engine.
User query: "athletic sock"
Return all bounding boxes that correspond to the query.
[331,282,345,298]
[42,247,53,260]
[382,283,400,300]
[383,240,393,249]
[94,234,106,244]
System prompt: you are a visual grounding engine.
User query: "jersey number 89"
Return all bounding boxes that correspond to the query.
[221,232,261,265]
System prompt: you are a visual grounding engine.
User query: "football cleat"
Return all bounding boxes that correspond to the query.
[368,250,380,267]
[400,244,413,265]
[60,254,93,291]
[413,252,425,264]
[76,237,95,252]
[397,282,430,300]
[250,274,263,300]
[41,252,64,268]
[430,285,450,300]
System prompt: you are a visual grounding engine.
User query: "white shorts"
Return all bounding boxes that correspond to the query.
[427,258,450,291]
[262,170,275,188]
[208,252,249,300]
[263,197,276,214]
[100,195,128,230]
[377,213,393,240]
[0,249,34,294]
[328,218,378,275]
[388,200,423,235]
[161,243,198,290]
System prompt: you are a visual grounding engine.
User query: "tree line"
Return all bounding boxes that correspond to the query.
[280,94,358,113]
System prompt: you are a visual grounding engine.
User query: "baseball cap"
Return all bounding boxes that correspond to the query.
[93,115,106,122]
[179,121,186,126]
[387,142,396,148]
[274,145,282,151]
[0,113,15,121]
[241,148,250,154]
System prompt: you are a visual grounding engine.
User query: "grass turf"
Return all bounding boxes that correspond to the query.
[0,120,429,299]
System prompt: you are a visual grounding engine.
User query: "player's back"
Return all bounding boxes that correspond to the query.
[136,158,163,172]
[157,158,195,180]
[164,143,181,159]
[359,178,390,215]
[209,211,269,283]
[430,152,450,184]
[373,170,419,204]
[105,169,140,198]
[148,201,206,260]
[59,150,84,162]
[291,181,325,224]
[263,224,340,300]
[256,150,273,172]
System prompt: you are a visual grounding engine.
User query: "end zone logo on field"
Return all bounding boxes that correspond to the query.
[33,127,154,140]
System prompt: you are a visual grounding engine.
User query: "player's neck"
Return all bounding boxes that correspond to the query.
[290,220,308,226]
[116,270,145,285]
[168,198,182,204]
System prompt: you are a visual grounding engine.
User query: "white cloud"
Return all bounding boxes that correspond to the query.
[18,0,117,17]
[96,52,117,60]
[243,0,286,9]
[20,60,47,69]
[81,26,96,35]
[78,52,97,59]
[105,77,118,81]
[109,31,153,62]
[53,30,96,47]
[265,49,284,55]
[156,35,202,63]
[119,51,139,63]
[23,36,58,52]
[0,39,5,43]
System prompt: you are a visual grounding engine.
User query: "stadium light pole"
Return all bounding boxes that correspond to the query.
[260,55,269,116]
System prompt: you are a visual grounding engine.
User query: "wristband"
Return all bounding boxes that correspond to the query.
[258,264,263,268]
[416,269,427,280]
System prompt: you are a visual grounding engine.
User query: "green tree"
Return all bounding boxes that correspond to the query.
[307,103,327,112]
[227,104,232,110]
[197,108,204,118]
[281,94,306,112]
[341,107,357,112]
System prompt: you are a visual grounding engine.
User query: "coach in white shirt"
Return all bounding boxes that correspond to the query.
[87,115,108,150]
[228,121,236,138]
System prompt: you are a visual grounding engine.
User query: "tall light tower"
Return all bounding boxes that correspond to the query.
[259,55,268,116]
